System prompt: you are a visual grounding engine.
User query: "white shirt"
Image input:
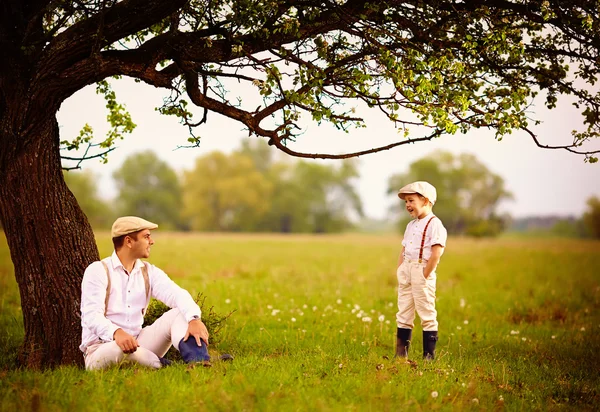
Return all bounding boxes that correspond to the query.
[80,251,201,352]
[402,213,447,261]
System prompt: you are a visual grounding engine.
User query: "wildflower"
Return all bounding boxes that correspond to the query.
[471,398,479,405]
[312,306,318,311]
[499,395,504,402]
[378,315,385,322]
[339,330,343,333]
[361,341,366,346]
[302,329,306,333]
[431,391,439,398]
[225,298,231,304]
[362,316,372,323]
[385,320,390,324]
[291,317,296,322]
[388,302,393,307]
[456,326,462,330]
[303,304,308,309]
[271,309,280,316]
[354,304,361,310]
[581,327,586,331]
[336,299,342,304]
[267,305,273,309]
[551,335,556,339]
[463,320,469,325]
[338,363,343,369]
[521,337,526,341]
[510,330,520,335]
[460,298,466,308]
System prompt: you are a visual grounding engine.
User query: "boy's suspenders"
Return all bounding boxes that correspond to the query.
[101,260,150,317]
[418,216,437,263]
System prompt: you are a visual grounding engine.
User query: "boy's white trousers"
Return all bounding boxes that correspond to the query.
[83,308,189,370]
[396,259,438,331]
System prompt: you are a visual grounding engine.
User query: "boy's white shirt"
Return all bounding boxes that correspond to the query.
[79,251,201,352]
[401,212,448,261]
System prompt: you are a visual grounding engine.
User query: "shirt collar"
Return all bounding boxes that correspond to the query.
[110,251,143,272]
[417,212,433,222]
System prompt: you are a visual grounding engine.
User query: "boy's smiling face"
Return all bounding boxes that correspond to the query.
[404,193,430,219]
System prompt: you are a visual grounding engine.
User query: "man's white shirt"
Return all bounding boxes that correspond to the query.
[401,213,448,261]
[80,251,201,352]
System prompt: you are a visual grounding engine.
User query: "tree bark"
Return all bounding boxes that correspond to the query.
[0,113,99,369]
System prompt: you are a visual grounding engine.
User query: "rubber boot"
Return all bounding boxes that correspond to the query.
[395,328,412,358]
[423,331,438,360]
[178,337,211,366]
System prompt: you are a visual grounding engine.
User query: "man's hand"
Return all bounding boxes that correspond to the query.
[184,318,209,346]
[113,328,139,354]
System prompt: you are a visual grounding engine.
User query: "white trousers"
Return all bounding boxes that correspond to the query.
[84,308,189,370]
[396,260,438,331]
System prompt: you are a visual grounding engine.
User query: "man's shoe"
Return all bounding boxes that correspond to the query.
[179,338,211,363]
[159,357,172,367]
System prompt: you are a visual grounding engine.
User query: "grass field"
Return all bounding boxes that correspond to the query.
[1,231,599,411]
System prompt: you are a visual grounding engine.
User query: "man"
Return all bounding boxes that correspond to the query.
[80,216,215,370]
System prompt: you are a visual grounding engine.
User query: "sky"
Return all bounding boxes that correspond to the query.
[57,78,600,221]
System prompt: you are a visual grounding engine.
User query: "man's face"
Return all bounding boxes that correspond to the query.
[128,229,154,259]
[404,194,429,219]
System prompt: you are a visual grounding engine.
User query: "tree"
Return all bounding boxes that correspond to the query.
[388,150,512,236]
[1,1,599,368]
[113,151,185,230]
[63,170,114,229]
[583,196,600,239]
[182,151,274,231]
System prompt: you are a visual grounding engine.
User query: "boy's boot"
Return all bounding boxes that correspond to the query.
[178,338,212,367]
[423,331,438,360]
[395,328,412,358]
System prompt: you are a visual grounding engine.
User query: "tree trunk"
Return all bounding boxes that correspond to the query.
[0,114,99,369]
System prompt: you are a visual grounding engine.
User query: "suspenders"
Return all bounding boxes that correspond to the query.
[101,260,150,317]
[418,216,437,263]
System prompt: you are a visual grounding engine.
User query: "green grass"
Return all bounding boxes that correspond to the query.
[1,232,599,411]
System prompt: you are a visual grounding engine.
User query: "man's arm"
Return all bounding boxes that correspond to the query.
[81,262,121,341]
[149,265,208,344]
[423,245,444,279]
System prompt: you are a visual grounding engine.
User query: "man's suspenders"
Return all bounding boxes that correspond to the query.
[101,260,150,317]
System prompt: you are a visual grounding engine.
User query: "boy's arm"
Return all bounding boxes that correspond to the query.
[423,245,444,279]
[397,247,405,267]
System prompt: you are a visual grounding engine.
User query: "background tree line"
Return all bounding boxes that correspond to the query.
[63,142,600,239]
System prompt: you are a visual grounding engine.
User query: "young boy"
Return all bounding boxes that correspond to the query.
[395,181,447,360]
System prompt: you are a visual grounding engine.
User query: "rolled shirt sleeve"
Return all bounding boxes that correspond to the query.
[430,219,447,248]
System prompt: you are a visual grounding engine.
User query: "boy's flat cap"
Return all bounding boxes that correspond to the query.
[111,216,158,238]
[397,181,437,205]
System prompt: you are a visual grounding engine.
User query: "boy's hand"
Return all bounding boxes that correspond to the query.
[113,328,139,354]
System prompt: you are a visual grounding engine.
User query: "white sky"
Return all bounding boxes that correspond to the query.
[57,78,600,220]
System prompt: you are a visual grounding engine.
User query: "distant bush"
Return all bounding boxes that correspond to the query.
[143,293,234,361]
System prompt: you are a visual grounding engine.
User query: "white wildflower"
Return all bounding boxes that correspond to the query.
[362,317,372,323]
[271,309,280,316]
[225,298,231,304]
[510,330,520,335]
[463,320,469,325]
[378,315,385,322]
[336,299,342,304]
[471,398,479,404]
[431,391,439,398]
[551,335,556,339]
[291,317,296,322]
[456,326,462,330]
[460,298,466,308]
